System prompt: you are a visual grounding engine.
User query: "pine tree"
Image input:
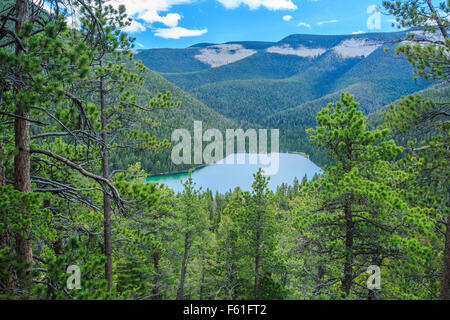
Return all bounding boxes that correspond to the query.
[0,0,96,294]
[176,174,207,300]
[215,188,249,299]
[71,0,177,290]
[383,0,449,300]
[237,169,280,299]
[306,92,433,298]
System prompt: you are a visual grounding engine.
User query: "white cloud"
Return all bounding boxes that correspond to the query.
[111,0,188,27]
[154,27,208,39]
[217,0,297,10]
[137,11,181,27]
[317,19,339,25]
[111,0,300,38]
[108,0,213,40]
[352,30,365,35]
[123,20,147,33]
[111,0,196,16]
[33,0,52,13]
[297,22,312,29]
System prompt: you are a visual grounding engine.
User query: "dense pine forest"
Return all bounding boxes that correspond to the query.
[0,0,449,301]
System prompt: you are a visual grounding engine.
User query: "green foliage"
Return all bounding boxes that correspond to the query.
[0,0,448,302]
[32,237,114,300]
[138,32,431,168]
[301,93,434,298]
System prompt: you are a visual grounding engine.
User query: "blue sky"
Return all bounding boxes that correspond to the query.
[116,0,403,49]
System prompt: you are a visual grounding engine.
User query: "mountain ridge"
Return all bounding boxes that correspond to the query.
[135,29,436,167]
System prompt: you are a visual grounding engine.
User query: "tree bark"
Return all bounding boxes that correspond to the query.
[43,199,62,257]
[100,56,113,291]
[152,250,161,300]
[254,254,261,300]
[14,0,33,285]
[440,217,450,300]
[177,233,190,300]
[253,211,262,300]
[199,253,206,300]
[0,144,15,293]
[424,0,449,39]
[0,145,4,187]
[342,203,354,297]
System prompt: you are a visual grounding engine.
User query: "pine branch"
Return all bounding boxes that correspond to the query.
[30,148,124,208]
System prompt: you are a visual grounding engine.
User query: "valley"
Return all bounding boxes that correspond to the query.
[1,0,448,302]
[134,30,433,169]
[147,152,322,194]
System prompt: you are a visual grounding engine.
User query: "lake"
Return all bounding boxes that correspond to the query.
[146,153,322,194]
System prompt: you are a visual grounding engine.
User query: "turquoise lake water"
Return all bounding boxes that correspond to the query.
[146,153,322,194]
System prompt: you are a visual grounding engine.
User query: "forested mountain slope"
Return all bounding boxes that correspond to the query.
[136,31,433,167]
[367,83,450,131]
[137,31,430,124]
[110,64,243,175]
[1,0,448,302]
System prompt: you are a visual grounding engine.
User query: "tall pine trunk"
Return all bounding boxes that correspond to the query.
[44,199,62,257]
[253,211,262,300]
[425,0,448,38]
[152,250,161,300]
[0,144,14,292]
[342,203,354,297]
[14,0,33,285]
[440,218,450,300]
[0,146,4,186]
[100,56,113,291]
[177,233,190,300]
[199,252,206,300]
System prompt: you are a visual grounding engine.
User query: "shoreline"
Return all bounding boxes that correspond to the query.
[147,151,312,179]
[147,164,208,179]
[290,151,310,159]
